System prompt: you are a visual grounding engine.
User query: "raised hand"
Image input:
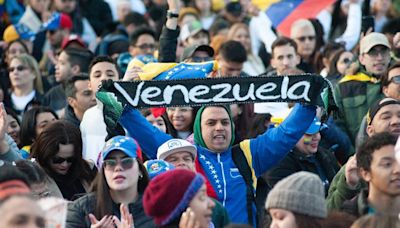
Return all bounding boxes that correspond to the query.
[393,32,400,49]
[0,103,8,141]
[179,208,200,228]
[122,66,143,81]
[345,156,360,188]
[89,214,114,228]
[113,204,134,228]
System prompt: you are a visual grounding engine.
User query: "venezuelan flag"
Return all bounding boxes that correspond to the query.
[265,0,336,37]
[136,61,218,80]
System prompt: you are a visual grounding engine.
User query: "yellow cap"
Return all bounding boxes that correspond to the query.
[3,25,20,42]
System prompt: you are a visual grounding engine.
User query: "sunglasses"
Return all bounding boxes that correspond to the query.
[103,157,135,170]
[8,65,27,72]
[295,36,315,42]
[52,156,75,164]
[389,75,400,84]
[342,58,352,65]
[366,48,390,57]
[135,43,156,50]
[191,56,213,63]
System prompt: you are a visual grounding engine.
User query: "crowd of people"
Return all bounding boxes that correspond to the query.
[0,0,400,227]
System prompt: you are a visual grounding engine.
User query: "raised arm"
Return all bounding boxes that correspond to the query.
[119,106,172,159]
[0,103,21,161]
[158,0,180,63]
[246,103,316,177]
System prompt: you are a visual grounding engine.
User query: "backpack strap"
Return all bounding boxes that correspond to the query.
[232,142,256,226]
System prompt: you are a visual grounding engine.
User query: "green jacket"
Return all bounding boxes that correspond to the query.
[326,165,367,210]
[334,71,383,144]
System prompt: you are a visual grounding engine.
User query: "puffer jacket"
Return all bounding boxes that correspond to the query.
[334,71,383,144]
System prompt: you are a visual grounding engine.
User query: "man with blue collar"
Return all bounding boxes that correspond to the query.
[118,103,316,226]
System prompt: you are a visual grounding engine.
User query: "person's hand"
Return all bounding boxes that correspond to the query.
[167,0,180,12]
[393,32,400,49]
[89,214,114,228]
[360,27,373,41]
[345,156,360,188]
[0,103,8,142]
[179,208,200,228]
[122,66,143,81]
[113,204,134,228]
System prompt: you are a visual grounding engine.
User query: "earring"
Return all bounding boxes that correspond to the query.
[139,173,143,179]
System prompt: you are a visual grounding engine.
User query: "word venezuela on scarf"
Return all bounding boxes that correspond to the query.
[99,74,332,109]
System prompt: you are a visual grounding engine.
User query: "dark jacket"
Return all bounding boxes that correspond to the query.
[326,165,367,210]
[79,0,113,36]
[158,25,180,63]
[67,193,155,227]
[64,105,81,128]
[43,84,66,113]
[333,71,383,143]
[341,189,370,218]
[266,147,340,194]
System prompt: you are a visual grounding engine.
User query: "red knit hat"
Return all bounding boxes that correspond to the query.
[143,169,205,225]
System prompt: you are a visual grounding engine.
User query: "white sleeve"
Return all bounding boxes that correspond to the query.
[335,3,362,51]
[80,105,107,164]
[249,12,277,54]
[316,9,332,43]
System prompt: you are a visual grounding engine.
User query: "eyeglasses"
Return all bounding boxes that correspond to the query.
[295,36,315,42]
[342,58,352,65]
[389,75,400,84]
[8,65,27,72]
[103,157,135,170]
[135,43,156,51]
[52,156,75,164]
[366,48,390,57]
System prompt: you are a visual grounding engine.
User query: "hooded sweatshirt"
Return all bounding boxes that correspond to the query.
[119,104,316,225]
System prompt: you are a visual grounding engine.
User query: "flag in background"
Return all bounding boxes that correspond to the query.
[133,61,218,80]
[263,0,336,37]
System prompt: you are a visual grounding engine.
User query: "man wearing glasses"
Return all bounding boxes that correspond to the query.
[382,62,400,100]
[128,27,157,57]
[334,32,391,145]
[290,19,316,73]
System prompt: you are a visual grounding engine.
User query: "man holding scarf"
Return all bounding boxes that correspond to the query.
[117,102,316,226]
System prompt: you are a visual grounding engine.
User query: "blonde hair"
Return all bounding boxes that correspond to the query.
[11,54,44,94]
[226,23,251,53]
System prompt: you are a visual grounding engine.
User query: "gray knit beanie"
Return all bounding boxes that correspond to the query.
[265,171,327,219]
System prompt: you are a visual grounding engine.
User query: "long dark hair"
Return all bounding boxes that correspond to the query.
[19,106,58,148]
[246,113,271,138]
[30,121,94,183]
[164,107,199,138]
[92,158,150,219]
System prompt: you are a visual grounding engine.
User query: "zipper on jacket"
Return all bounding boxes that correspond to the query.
[217,153,227,207]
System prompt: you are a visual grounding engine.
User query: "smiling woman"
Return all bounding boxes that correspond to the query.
[30,120,96,201]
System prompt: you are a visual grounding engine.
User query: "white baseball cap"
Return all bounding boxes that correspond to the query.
[157,139,197,161]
